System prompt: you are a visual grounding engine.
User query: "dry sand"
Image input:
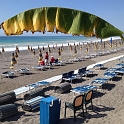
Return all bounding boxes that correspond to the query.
[0,41,124,124]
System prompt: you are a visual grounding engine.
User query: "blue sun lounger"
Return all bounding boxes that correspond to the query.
[91,78,109,89]
[114,68,124,75]
[70,84,96,95]
[62,71,81,83]
[104,71,117,80]
[116,63,124,68]
[93,63,104,69]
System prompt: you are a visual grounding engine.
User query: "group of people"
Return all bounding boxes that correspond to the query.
[38,52,58,66]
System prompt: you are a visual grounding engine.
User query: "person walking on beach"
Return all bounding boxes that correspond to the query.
[45,52,49,65]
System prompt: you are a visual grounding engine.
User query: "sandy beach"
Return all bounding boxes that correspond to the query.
[0,41,124,124]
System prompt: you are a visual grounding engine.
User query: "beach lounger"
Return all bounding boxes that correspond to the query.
[1,71,15,78]
[90,78,109,89]
[105,67,119,73]
[22,96,44,111]
[104,71,117,80]
[32,65,46,70]
[15,68,30,74]
[70,84,96,95]
[63,59,73,64]
[61,71,81,83]
[37,81,51,87]
[93,63,104,69]
[52,61,65,66]
[116,63,124,68]
[77,67,94,77]
[114,68,124,75]
[72,58,82,62]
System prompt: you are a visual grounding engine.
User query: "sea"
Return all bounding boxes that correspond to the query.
[0,36,120,52]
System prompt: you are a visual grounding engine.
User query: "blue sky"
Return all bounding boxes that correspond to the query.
[0,0,123,36]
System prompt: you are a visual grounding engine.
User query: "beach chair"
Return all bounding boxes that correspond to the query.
[114,68,124,75]
[1,71,15,79]
[52,60,65,66]
[64,94,84,121]
[61,71,80,83]
[93,63,104,69]
[90,78,109,89]
[84,90,93,113]
[116,63,124,68]
[15,68,30,74]
[32,65,46,71]
[22,96,44,111]
[63,59,73,64]
[77,67,93,77]
[104,71,117,80]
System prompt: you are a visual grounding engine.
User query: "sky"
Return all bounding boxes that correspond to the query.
[0,0,124,36]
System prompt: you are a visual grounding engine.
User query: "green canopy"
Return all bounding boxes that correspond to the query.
[0,7,123,39]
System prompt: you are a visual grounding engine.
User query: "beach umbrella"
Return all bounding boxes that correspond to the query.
[85,44,89,54]
[52,45,55,52]
[58,47,61,60]
[2,47,5,58]
[48,46,51,54]
[32,49,35,58]
[30,47,33,53]
[103,41,106,51]
[2,47,4,53]
[48,44,49,48]
[15,51,18,58]
[16,46,20,55]
[62,44,64,50]
[73,45,77,57]
[69,44,72,52]
[38,45,40,50]
[110,38,112,48]
[68,42,70,49]
[60,46,63,52]
[0,7,123,40]
[42,46,45,52]
[10,52,17,69]
[56,43,57,48]
[94,42,98,52]
[28,45,30,54]
[38,49,43,62]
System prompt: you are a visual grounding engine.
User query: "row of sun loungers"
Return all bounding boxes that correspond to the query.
[0,55,124,121]
[71,56,124,95]
[1,68,30,79]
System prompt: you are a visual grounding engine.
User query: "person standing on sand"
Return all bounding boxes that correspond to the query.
[45,52,49,65]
